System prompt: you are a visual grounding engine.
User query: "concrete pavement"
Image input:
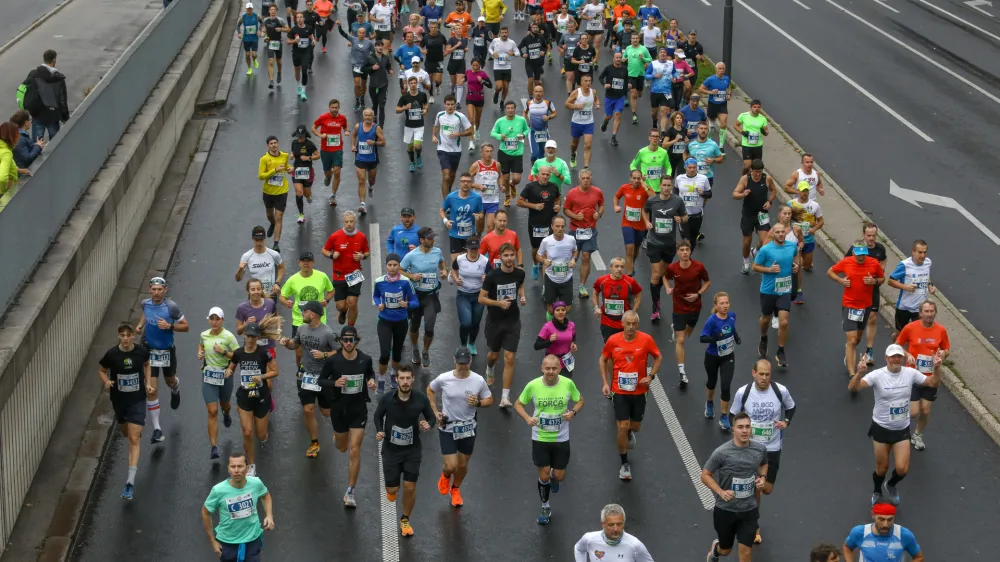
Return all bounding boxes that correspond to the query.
[68,9,1000,560]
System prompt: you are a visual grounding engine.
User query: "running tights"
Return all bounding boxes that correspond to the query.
[369,85,388,127]
[704,352,735,402]
[377,317,408,365]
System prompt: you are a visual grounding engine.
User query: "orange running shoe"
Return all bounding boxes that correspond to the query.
[386,491,397,502]
[305,441,320,458]
[450,486,464,507]
[437,473,451,495]
[400,518,414,536]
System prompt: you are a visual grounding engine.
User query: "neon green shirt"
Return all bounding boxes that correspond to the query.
[630,146,671,193]
[200,329,240,370]
[204,476,269,544]
[738,112,767,147]
[518,375,581,443]
[490,115,530,156]
[530,157,572,188]
[280,270,334,326]
[624,45,652,77]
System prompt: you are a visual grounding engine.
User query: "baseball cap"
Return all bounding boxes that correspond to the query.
[417,226,436,239]
[411,55,422,63]
[797,180,811,191]
[545,140,557,149]
[454,346,472,364]
[207,306,225,319]
[300,251,315,261]
[465,235,480,249]
[244,322,262,337]
[300,300,324,316]
[246,2,253,8]
[478,15,486,21]
[851,243,869,256]
[340,325,359,340]
[885,344,906,357]
[400,207,416,216]
[252,225,267,238]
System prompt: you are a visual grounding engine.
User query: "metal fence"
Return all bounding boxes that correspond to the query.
[0,0,212,318]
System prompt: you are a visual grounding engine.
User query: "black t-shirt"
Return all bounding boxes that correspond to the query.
[263,16,286,41]
[470,25,489,53]
[665,127,687,157]
[302,10,322,34]
[424,32,446,61]
[398,91,428,127]
[482,266,526,323]
[519,33,547,63]
[291,139,318,167]
[289,25,313,50]
[100,344,150,404]
[447,37,467,62]
[373,390,436,450]
[599,63,628,98]
[319,350,376,404]
[519,181,561,228]
[572,45,596,74]
[230,346,272,394]
[741,172,770,215]
[682,41,704,64]
[644,195,687,247]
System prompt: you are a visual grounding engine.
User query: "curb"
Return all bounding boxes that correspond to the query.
[0,0,81,58]
[718,84,1000,447]
[196,27,240,110]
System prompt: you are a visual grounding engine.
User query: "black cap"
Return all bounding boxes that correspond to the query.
[244,322,262,337]
[417,226,436,239]
[299,251,315,261]
[340,325,359,339]
[386,252,402,264]
[294,125,309,137]
[300,300,324,315]
[465,235,481,249]
[454,346,472,364]
[252,225,267,238]
[400,207,416,216]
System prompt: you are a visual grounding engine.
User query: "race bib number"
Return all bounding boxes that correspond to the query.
[294,167,310,180]
[359,143,374,155]
[203,368,225,386]
[342,373,364,394]
[774,275,792,295]
[654,217,673,234]
[269,40,280,50]
[451,419,475,439]
[671,140,686,154]
[483,181,498,196]
[383,291,403,308]
[546,11,554,21]
[617,372,638,392]
[682,192,701,206]
[532,226,550,238]
[612,77,624,89]
[566,45,576,57]
[533,130,549,143]
[117,373,140,392]
[390,425,414,446]
[241,370,261,389]
[686,121,698,134]
[150,350,171,368]
[731,476,754,499]
[711,92,726,103]
[604,299,624,316]
[504,139,520,152]
[417,272,438,291]
[457,220,474,237]
[757,211,770,226]
[586,19,602,30]
[497,282,517,301]
[245,25,257,34]
[226,493,254,520]
[748,131,761,144]
[346,269,365,287]
[267,173,284,187]
[751,420,774,443]
[847,308,865,322]
[497,54,509,67]
[539,412,563,430]
[453,49,465,59]
[646,166,662,179]
[474,36,485,46]
[574,228,592,241]
[915,354,934,373]
[376,21,390,31]
[551,262,569,275]
[625,206,641,222]
[888,400,909,421]
[666,38,676,49]
[327,134,341,146]
[561,351,575,372]
[717,335,735,356]
[300,373,322,392]
[408,108,422,120]
[493,258,503,269]
[529,48,541,58]
[579,109,592,119]
[697,161,710,175]
[298,37,310,48]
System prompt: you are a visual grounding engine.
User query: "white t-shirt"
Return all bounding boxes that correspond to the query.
[574,531,654,562]
[862,367,927,431]
[404,68,431,93]
[429,370,492,433]
[434,111,473,153]
[369,4,394,30]
[641,26,661,48]
[730,382,795,452]
[488,38,520,70]
[240,248,283,293]
[581,3,605,31]
[674,172,711,215]
[538,234,577,283]
[453,253,489,293]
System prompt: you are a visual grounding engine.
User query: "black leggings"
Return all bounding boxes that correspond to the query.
[409,292,440,337]
[704,352,735,401]
[369,84,388,127]
[681,213,703,249]
[377,317,408,365]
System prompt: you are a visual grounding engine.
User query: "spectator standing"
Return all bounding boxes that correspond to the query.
[23,50,69,141]
[10,110,44,172]
[0,122,21,195]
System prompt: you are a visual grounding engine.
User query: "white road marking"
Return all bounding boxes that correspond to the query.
[591,249,607,271]
[700,0,712,5]
[873,0,901,13]
[734,0,934,142]
[965,0,995,17]
[921,0,999,39]
[794,0,813,10]
[889,180,1000,245]
[825,0,1000,107]
[648,378,716,510]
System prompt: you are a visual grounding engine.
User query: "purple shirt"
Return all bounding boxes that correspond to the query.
[537,320,576,359]
[235,298,277,349]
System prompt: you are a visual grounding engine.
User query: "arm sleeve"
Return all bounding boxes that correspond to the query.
[889,262,907,282]
[533,336,551,351]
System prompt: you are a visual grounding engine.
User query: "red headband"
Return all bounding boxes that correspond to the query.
[872,503,896,516]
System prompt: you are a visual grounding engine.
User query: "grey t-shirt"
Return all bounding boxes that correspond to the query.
[560,33,582,60]
[703,440,767,513]
[350,38,374,69]
[643,195,687,248]
[294,323,340,374]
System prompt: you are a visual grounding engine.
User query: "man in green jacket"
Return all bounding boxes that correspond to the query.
[491,101,531,207]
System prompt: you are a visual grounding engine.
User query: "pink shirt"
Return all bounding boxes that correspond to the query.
[537,320,576,359]
[465,69,489,101]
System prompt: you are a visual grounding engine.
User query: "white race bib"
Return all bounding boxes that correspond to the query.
[625,206,641,222]
[294,167,310,180]
[529,48,541,58]
[757,211,770,226]
[717,335,735,356]
[731,476,754,499]
[150,350,171,368]
[416,272,438,291]
[390,424,414,445]
[654,217,673,234]
[269,40,281,50]
[539,412,563,431]
[546,11,554,21]
[915,354,934,374]
[240,370,261,389]
[407,108,422,120]
[300,373,322,392]
[450,419,475,439]
[586,19,602,30]
[359,143,374,155]
[671,140,686,154]
[342,373,365,394]
[457,221,474,237]
[612,77,624,90]
[267,173,284,187]
[298,37,310,48]
[533,130,549,143]
[697,161,710,175]
[617,371,638,392]
[604,299,624,316]
[711,92,726,103]
[504,138,520,152]
[646,166,662,179]
[383,291,404,309]
[847,308,865,322]
[750,420,774,443]
[747,131,761,144]
[117,373,140,392]
[483,181,498,196]
[561,351,575,372]
[327,134,341,146]
[532,226,550,238]
[774,275,792,295]
[203,368,225,386]
[574,228,592,241]
[346,269,365,287]
[226,492,254,519]
[888,399,909,421]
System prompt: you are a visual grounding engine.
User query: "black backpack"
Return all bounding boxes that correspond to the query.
[16,71,41,112]
[738,382,785,416]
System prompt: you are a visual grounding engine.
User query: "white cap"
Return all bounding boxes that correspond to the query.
[676,49,685,58]
[478,15,486,21]
[411,55,421,63]
[885,344,906,357]
[245,2,253,8]
[544,140,558,149]
[208,306,225,319]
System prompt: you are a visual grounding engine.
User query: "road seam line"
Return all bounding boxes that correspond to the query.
[916,0,1000,43]
[591,249,607,271]
[873,0,901,13]
[648,378,716,510]
[793,0,813,10]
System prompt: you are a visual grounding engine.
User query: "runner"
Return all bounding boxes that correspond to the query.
[427,347,494,507]
[580,0,606,57]
[403,57,433,97]
[321,211,371,326]
[664,239,708,386]
[528,139,572,190]
[420,0,444,31]
[396,76,430,172]
[479,209,525,270]
[199,309,239,461]
[443,25,467,105]
[640,18,660,59]
[482,0,506,36]
[699,62,732,153]
[701,412,768,562]
[225,322,278,477]
[432,95,475,198]
[843,503,924,562]
[256,135,292,251]
[569,33,596,88]
[312,0,333,54]
[468,144,501,232]
[451,236,490,355]
[574,504,654,561]
[289,125,319,223]
[614,169,651,275]
[600,311,661,480]
[759,207,804,325]
[786,180,824,303]
[733,159,777,274]
[374,365,435,536]
[287,13,316,100]
[729,359,795,545]
[624,31,652,125]
[735,100,768,174]
[441,173,485,260]
[896,301,949,451]
[534,301,577,376]
[598,51,628,146]
[645,48,673,132]
[663,112,688,182]
[424,22,447,100]
[262,6,290,90]
[845,222,884,359]
[679,94,707,139]
[783,152,825,199]
[685,120,724,195]
[669,49,694,111]
[752,223,798,368]
[235,226,285,297]
[491,101,530,205]
[538,216,579,317]
[373,253,420,391]
[311,100,350,205]
[642,177,688,322]
[887,239,934,336]
[200,452,275,561]
[675,158,711,250]
[558,19,582,90]
[370,0,396,51]
[235,278,278,413]
[386,207,421,258]
[236,3,264,77]
[517,22,548,96]
[630,128,670,195]
[563,170,604,297]
[366,37,393,126]
[444,1,473,40]
[517,166,563,281]
[479,243,527,401]
[514,354,584,524]
[592,256,642,342]
[827,241,885,378]
[464,59,492,151]
[700,292,740,423]
[850,344,940,505]
[565,74,598,169]
[351,108,384,214]
[280,252,335,364]
[524,86,558,163]
[470,16,490,64]
[488,27,520,106]
[400,227,449,368]
[136,277,188,443]
[336,20,375,111]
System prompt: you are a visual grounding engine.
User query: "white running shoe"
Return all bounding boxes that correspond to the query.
[771,316,779,330]
[499,396,513,408]
[248,464,257,477]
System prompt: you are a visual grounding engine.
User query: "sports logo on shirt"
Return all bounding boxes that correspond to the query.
[593,551,605,560]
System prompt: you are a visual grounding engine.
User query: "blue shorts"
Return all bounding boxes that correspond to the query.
[571,228,599,253]
[243,39,258,52]
[802,241,816,254]
[437,150,463,171]
[604,96,625,117]
[570,121,595,139]
[483,202,500,216]
[621,226,646,246]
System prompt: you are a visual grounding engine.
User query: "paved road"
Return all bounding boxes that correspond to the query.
[663,0,1000,347]
[0,0,65,46]
[71,8,1000,560]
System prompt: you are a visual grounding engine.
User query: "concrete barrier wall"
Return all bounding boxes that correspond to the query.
[0,0,228,545]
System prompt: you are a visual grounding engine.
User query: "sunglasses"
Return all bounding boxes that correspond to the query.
[340,337,357,343]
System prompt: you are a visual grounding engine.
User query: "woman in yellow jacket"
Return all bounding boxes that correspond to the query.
[0,122,21,196]
[257,135,292,252]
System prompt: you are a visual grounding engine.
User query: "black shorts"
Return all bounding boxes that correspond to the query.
[450,236,468,254]
[439,428,476,455]
[297,380,332,408]
[331,402,368,433]
[498,150,524,174]
[375,30,392,42]
[262,191,288,212]
[759,293,791,316]
[868,420,910,445]
[600,323,622,342]
[672,311,701,332]
[353,70,366,79]
[525,61,545,79]
[292,49,311,68]
[645,243,675,264]
[628,76,644,92]
[447,59,466,75]
[612,392,646,422]
[355,159,378,170]
[870,287,881,312]
[494,69,512,82]
[563,60,577,72]
[894,308,920,331]
[740,212,772,237]
[237,387,271,419]
[529,224,550,249]
[741,145,763,162]
[531,440,571,470]
[911,383,938,402]
[113,399,146,426]
[145,346,178,378]
[842,306,872,332]
[382,445,422,487]
[650,92,671,108]
[437,150,462,172]
[426,58,444,74]
[543,275,574,305]
[467,98,485,108]
[713,507,759,550]
[283,0,298,9]
[706,102,728,119]
[485,317,521,353]
[765,450,781,484]
[334,279,363,301]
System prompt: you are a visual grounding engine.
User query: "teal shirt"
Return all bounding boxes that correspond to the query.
[530,157,571,188]
[491,115,530,156]
[204,476,269,544]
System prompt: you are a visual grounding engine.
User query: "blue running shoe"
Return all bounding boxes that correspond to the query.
[537,506,552,525]
[705,401,714,419]
[121,483,134,500]
[532,264,540,280]
[719,415,731,432]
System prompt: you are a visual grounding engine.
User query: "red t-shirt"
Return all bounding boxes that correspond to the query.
[542,0,561,16]
[593,274,643,329]
[665,260,709,314]
[313,112,348,152]
[896,321,950,372]
[615,183,649,230]
[830,256,884,309]
[322,230,370,281]
[480,229,521,269]
[602,331,660,395]
[564,186,605,230]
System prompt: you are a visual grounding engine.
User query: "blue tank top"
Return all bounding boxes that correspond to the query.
[356,124,378,162]
[241,13,260,39]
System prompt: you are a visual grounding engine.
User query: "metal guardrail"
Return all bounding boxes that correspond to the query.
[0,0,212,318]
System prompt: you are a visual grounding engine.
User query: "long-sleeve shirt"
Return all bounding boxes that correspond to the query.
[13,130,41,169]
[363,53,392,88]
[373,390,436,450]
[372,275,419,322]
[386,223,422,257]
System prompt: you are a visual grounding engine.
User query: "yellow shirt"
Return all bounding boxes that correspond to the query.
[483,0,507,23]
[258,151,290,195]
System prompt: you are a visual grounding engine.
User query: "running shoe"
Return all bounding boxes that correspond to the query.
[422,351,431,368]
[390,375,398,390]
[776,349,788,368]
[570,156,577,168]
[618,462,632,481]
[416,156,423,168]
[719,415,731,432]
[268,80,274,89]
[504,194,511,207]
[409,162,416,172]
[864,348,875,366]
[297,213,305,223]
[469,140,476,152]
[705,401,714,419]
[650,303,660,323]
[911,432,926,451]
[871,492,884,506]
[344,488,357,508]
[428,95,435,104]
[247,67,253,76]
[254,58,259,68]
[754,528,762,544]
[150,428,164,443]
[322,46,327,54]
[707,539,720,562]
[600,120,608,133]
[741,261,751,275]
[532,263,540,280]
[121,483,135,500]
[499,396,513,408]
[697,232,705,241]
[223,411,232,427]
[170,390,180,409]
[272,241,280,252]
[412,347,421,365]
[611,135,619,146]
[771,316,779,330]
[627,431,636,449]
[211,445,220,459]
[329,194,337,206]
[438,473,451,495]
[578,286,589,298]
[757,336,767,358]
[537,506,552,525]
[248,464,257,477]
[548,51,553,64]
[358,201,367,214]
[267,222,275,237]
[277,71,282,83]
[631,114,638,125]
[679,373,689,387]
[400,518,414,536]
[468,343,478,356]
[485,364,495,386]
[450,487,464,507]
[794,290,805,304]
[338,309,347,325]
[301,89,308,101]
[306,441,320,458]
[368,185,374,196]
[882,481,900,506]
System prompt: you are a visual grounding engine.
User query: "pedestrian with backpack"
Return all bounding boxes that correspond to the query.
[20,50,69,142]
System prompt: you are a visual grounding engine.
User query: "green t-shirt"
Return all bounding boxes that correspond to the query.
[280,271,334,326]
[630,146,672,193]
[624,45,652,77]
[530,157,572,188]
[200,329,240,370]
[518,375,581,443]
[204,476,269,544]
[738,112,767,147]
[491,115,530,156]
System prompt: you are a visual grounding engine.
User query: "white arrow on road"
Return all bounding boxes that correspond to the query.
[890,180,1000,245]
[965,0,994,17]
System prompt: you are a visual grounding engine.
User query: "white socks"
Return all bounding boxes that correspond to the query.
[147,400,161,430]
[127,466,138,485]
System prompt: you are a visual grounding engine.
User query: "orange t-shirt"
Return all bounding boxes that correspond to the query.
[315,0,333,18]
[896,321,949,373]
[613,4,636,24]
[615,183,650,230]
[830,256,884,309]
[480,229,521,269]
[445,12,474,38]
[602,331,660,395]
